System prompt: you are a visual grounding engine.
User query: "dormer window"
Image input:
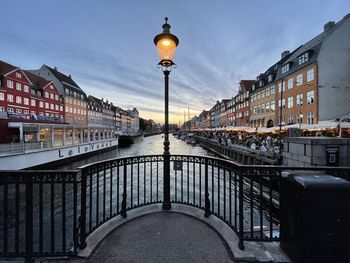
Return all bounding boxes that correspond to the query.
[259,80,263,87]
[282,64,290,74]
[298,52,309,65]
[268,74,273,82]
[252,84,255,91]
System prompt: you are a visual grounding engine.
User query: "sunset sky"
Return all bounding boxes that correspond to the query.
[1,0,349,124]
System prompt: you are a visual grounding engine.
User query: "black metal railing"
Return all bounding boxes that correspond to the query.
[1,155,350,259]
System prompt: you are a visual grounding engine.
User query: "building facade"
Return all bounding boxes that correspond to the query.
[234,80,254,127]
[30,65,87,125]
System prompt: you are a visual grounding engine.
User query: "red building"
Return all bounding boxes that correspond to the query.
[25,71,64,122]
[0,60,65,142]
[234,80,255,126]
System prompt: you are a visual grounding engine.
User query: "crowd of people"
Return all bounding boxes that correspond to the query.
[194,130,283,154]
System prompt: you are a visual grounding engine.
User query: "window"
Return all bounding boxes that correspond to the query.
[16,96,22,104]
[7,80,13,88]
[39,101,44,108]
[296,74,303,86]
[66,107,69,113]
[0,92,4,101]
[16,72,22,78]
[282,64,290,74]
[307,69,314,82]
[271,85,275,95]
[296,94,303,106]
[50,93,54,100]
[24,110,29,114]
[16,83,22,91]
[55,105,59,111]
[45,102,49,109]
[307,112,315,124]
[24,98,29,105]
[55,94,58,101]
[298,53,309,65]
[279,99,286,109]
[266,102,270,112]
[31,99,36,106]
[278,82,285,92]
[261,91,265,99]
[50,103,54,110]
[288,78,293,89]
[60,105,63,111]
[45,92,49,98]
[65,97,69,103]
[261,104,265,113]
[266,88,270,97]
[16,109,22,113]
[307,91,315,104]
[23,85,29,92]
[268,74,273,82]
[8,107,13,113]
[31,111,36,114]
[65,88,69,95]
[288,96,294,108]
[0,107,4,112]
[288,115,294,124]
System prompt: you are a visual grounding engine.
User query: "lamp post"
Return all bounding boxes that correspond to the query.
[299,113,303,132]
[154,17,179,210]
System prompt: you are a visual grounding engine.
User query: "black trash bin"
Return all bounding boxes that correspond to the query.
[280,173,350,263]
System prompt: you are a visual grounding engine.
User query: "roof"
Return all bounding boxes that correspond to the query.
[275,14,350,80]
[43,65,85,93]
[0,60,17,75]
[240,80,255,90]
[24,70,51,91]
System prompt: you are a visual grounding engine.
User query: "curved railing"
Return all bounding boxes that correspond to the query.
[1,155,349,259]
[77,154,282,250]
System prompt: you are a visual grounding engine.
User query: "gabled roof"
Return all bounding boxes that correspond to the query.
[43,65,85,93]
[0,60,17,75]
[24,70,51,91]
[87,95,103,107]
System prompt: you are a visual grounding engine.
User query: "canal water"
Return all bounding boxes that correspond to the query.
[55,134,212,170]
[0,135,276,255]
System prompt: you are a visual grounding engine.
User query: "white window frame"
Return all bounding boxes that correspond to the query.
[24,98,29,105]
[7,80,13,88]
[287,96,294,108]
[0,92,4,101]
[31,99,36,106]
[296,74,303,86]
[16,83,22,91]
[16,96,22,104]
[307,90,315,104]
[288,78,293,89]
[23,85,29,92]
[307,69,314,82]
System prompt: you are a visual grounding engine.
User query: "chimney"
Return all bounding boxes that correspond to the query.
[54,66,57,71]
[324,21,335,31]
[281,50,290,59]
[69,74,71,78]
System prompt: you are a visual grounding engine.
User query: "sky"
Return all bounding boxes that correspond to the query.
[1,0,349,124]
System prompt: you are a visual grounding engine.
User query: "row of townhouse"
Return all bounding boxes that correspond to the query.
[187,14,350,130]
[0,60,139,143]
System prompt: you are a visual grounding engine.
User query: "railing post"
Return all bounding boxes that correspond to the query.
[25,176,33,262]
[79,170,87,249]
[121,160,127,218]
[238,168,245,250]
[204,158,211,217]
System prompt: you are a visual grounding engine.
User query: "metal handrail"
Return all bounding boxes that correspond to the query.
[0,154,349,259]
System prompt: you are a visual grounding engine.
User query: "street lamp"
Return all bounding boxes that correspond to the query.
[299,113,303,133]
[154,17,179,210]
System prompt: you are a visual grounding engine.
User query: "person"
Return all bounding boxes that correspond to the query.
[251,142,257,150]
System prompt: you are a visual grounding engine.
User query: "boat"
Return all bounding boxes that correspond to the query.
[0,122,118,170]
[118,132,144,147]
[180,133,187,141]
